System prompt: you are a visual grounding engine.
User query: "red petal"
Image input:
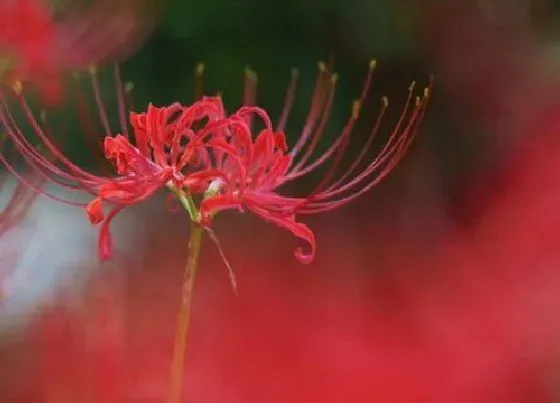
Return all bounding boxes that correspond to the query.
[86,198,104,224]
[247,203,316,264]
[104,135,158,176]
[97,205,125,261]
[200,194,243,225]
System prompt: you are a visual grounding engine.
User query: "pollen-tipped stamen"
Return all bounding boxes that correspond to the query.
[114,64,129,139]
[288,72,338,175]
[194,63,204,101]
[289,61,332,158]
[324,95,389,193]
[298,82,432,213]
[276,68,299,133]
[89,65,113,138]
[243,66,257,131]
[302,99,363,204]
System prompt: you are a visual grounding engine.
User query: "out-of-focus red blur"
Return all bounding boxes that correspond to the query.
[1,100,560,401]
[3,0,560,402]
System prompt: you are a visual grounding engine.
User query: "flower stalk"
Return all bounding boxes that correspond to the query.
[168,218,203,403]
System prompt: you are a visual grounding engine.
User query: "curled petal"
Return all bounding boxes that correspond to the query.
[247,203,315,264]
[86,197,104,224]
[97,205,125,261]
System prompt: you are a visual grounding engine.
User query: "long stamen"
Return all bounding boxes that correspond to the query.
[317,82,427,201]
[0,154,86,207]
[275,68,299,133]
[71,78,113,174]
[303,100,362,204]
[89,65,113,137]
[300,84,431,213]
[324,95,388,192]
[8,85,104,183]
[0,92,89,185]
[287,60,376,179]
[243,67,257,131]
[194,63,204,101]
[288,73,337,175]
[114,64,129,139]
[289,61,330,157]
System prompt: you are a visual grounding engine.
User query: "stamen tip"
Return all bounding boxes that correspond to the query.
[369,59,377,70]
[352,100,361,119]
[124,81,135,93]
[424,87,430,98]
[381,96,389,107]
[331,73,339,83]
[409,81,416,92]
[88,65,97,75]
[244,66,257,83]
[195,63,205,76]
[415,96,421,107]
[12,81,22,95]
[40,110,46,120]
[318,61,327,72]
[291,68,299,77]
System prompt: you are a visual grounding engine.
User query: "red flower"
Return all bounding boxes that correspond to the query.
[196,62,431,263]
[0,66,222,260]
[0,0,159,104]
[0,61,430,266]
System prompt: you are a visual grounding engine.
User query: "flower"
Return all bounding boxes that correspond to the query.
[0,60,430,265]
[0,0,159,104]
[193,62,431,264]
[0,65,222,260]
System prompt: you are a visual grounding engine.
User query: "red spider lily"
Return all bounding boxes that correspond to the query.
[195,62,432,263]
[0,0,159,105]
[0,61,430,266]
[0,65,221,260]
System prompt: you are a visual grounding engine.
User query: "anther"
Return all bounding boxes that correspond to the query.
[195,63,205,76]
[244,67,257,83]
[12,81,22,95]
[381,96,389,108]
[124,82,135,94]
[352,100,361,119]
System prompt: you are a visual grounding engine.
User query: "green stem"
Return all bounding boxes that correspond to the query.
[168,221,203,403]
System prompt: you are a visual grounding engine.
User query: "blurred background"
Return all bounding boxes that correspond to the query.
[4,0,560,401]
